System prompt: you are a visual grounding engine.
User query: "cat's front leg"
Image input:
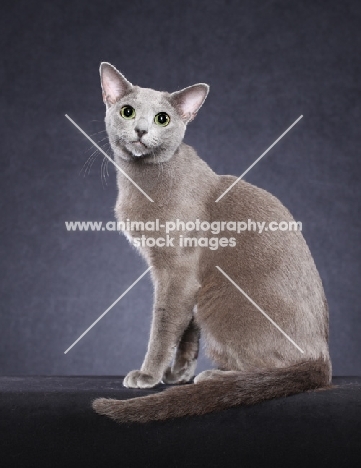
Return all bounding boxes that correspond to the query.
[123,265,200,389]
[162,318,200,384]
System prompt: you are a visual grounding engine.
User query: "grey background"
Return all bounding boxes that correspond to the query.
[1,0,360,376]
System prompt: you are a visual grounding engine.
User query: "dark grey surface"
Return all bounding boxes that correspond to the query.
[0,0,360,376]
[1,376,361,467]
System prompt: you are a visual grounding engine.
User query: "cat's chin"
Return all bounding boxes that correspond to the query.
[113,142,177,164]
[117,143,171,164]
[124,141,149,157]
[115,146,155,163]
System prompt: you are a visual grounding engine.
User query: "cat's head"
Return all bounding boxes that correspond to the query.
[100,62,209,164]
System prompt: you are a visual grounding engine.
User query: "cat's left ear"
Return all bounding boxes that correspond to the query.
[170,84,209,123]
[99,62,133,107]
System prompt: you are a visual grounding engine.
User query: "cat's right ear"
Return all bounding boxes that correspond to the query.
[99,62,133,107]
[170,83,209,123]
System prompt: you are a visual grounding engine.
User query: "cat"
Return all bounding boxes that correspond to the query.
[92,62,331,423]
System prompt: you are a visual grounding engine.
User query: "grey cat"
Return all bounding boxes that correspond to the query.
[92,62,331,423]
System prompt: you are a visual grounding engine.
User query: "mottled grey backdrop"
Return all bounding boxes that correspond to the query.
[1,0,360,376]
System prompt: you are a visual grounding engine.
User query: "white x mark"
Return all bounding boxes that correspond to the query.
[216,266,304,354]
[65,114,154,202]
[215,115,303,202]
[64,266,152,354]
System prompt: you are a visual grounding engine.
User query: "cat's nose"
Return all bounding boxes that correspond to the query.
[135,128,147,137]
[135,118,148,138]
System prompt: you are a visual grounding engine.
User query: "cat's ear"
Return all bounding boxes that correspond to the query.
[170,84,209,123]
[99,62,133,107]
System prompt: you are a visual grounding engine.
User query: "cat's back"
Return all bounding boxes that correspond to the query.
[206,174,323,300]
[213,175,294,222]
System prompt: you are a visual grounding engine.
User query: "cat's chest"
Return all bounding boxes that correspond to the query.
[115,196,170,224]
[114,185,204,223]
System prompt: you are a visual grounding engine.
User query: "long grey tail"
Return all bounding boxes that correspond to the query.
[92,357,331,423]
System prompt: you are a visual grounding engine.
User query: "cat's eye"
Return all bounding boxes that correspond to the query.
[120,105,136,120]
[154,112,170,127]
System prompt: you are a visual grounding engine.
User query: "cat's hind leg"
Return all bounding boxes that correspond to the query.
[162,318,200,384]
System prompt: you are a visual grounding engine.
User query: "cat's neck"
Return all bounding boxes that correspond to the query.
[114,142,218,215]
[115,143,214,196]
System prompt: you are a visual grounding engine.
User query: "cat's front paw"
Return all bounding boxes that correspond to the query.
[162,365,195,384]
[123,370,161,389]
[162,366,180,384]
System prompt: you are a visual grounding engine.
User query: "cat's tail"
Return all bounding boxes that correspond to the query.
[92,357,331,423]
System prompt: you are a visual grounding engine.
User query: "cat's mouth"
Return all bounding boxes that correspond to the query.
[129,141,153,160]
[121,140,155,161]
[131,140,148,151]
[114,136,157,162]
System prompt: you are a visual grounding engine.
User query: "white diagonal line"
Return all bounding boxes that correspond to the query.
[215,115,303,202]
[216,266,304,354]
[65,114,154,203]
[64,266,152,354]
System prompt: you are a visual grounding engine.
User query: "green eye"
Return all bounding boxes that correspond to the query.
[154,112,170,127]
[120,105,136,119]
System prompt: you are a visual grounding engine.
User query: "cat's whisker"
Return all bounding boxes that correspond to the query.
[95,137,109,144]
[85,155,98,176]
[85,144,98,154]
[80,151,100,176]
[89,129,107,137]
[98,141,112,152]
[101,156,108,187]
[81,139,112,177]
[100,144,113,186]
